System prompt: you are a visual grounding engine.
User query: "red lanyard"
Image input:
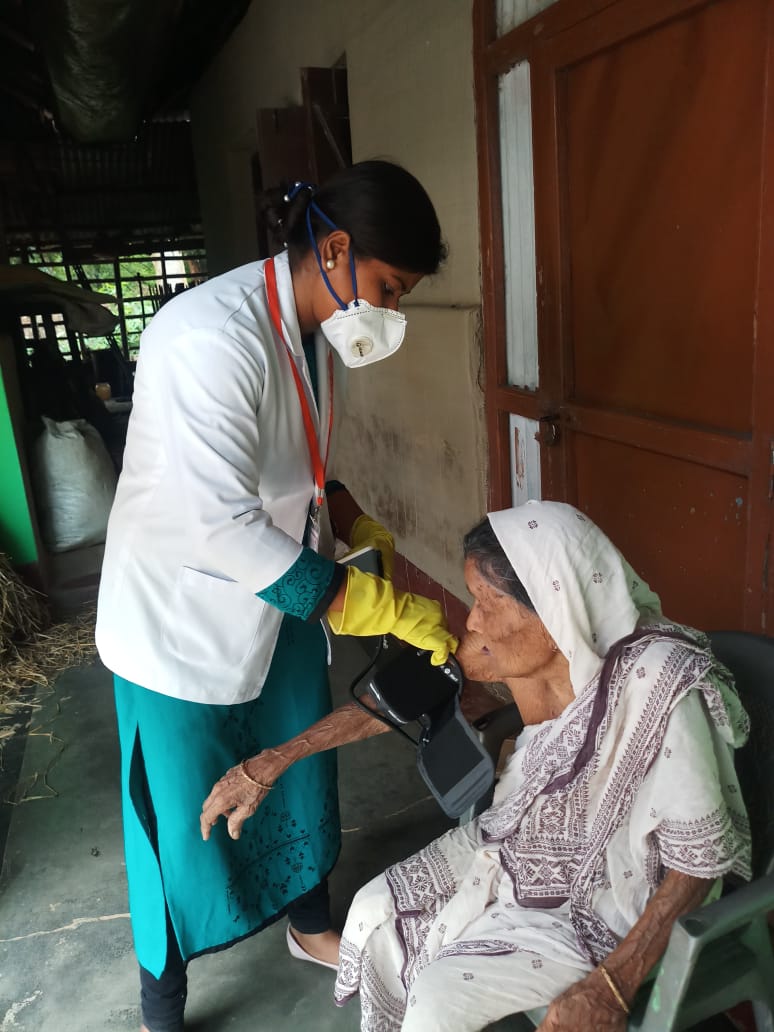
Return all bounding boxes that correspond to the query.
[265,256,334,508]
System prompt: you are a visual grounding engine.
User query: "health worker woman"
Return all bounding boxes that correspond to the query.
[95,160,457,1032]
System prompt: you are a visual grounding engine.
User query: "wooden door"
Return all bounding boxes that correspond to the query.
[255,106,311,257]
[254,66,352,258]
[301,66,352,184]
[475,0,774,632]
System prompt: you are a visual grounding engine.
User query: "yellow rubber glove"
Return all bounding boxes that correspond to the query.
[328,567,458,666]
[349,513,395,580]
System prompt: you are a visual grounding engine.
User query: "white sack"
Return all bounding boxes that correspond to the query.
[33,416,117,553]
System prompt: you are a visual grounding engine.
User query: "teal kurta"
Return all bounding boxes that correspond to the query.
[114,615,340,978]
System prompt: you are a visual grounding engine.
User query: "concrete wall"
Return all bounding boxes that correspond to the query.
[191,0,486,601]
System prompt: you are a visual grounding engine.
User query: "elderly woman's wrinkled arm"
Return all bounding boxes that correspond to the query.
[200,647,496,842]
[538,868,714,1032]
[200,698,390,841]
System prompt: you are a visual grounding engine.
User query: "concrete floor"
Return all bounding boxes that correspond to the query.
[0,637,458,1031]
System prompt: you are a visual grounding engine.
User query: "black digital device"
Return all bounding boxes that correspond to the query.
[417,696,495,818]
[354,644,495,819]
[337,546,495,818]
[338,545,383,578]
[365,646,462,724]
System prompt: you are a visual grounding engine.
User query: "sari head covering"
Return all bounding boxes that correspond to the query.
[481,501,751,960]
[488,501,662,696]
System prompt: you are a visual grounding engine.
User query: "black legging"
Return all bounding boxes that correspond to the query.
[139,880,332,1032]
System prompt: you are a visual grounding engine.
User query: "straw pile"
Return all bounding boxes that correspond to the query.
[0,554,98,808]
[0,552,48,648]
[0,553,97,749]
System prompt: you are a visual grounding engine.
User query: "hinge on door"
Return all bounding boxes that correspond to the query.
[769,442,774,500]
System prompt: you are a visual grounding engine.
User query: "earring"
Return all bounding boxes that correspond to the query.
[325,259,335,270]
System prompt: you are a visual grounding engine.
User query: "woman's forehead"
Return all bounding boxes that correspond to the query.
[465,558,535,615]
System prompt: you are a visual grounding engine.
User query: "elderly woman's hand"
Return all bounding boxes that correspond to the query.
[200,750,287,842]
[537,969,629,1032]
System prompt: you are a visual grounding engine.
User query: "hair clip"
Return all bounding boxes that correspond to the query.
[283,181,317,203]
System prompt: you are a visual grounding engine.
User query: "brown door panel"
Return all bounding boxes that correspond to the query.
[475,0,774,633]
[301,66,352,185]
[559,0,765,432]
[570,431,749,628]
[543,0,774,633]
[255,106,311,188]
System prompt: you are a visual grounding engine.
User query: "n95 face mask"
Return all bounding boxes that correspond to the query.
[321,300,406,368]
[296,192,409,368]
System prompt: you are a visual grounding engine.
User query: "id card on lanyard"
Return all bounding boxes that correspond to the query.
[264,257,334,552]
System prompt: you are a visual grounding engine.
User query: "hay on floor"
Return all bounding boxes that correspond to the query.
[0,606,98,700]
[0,551,97,715]
[0,552,49,651]
[0,554,98,806]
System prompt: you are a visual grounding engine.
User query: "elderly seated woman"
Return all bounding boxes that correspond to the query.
[201,501,751,1032]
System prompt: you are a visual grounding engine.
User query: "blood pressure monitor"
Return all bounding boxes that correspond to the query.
[364,645,463,723]
[341,548,495,819]
[361,647,495,819]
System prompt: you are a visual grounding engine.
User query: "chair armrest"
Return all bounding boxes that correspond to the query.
[634,873,774,1032]
[673,873,774,944]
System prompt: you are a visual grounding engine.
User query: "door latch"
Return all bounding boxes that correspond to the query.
[535,415,561,447]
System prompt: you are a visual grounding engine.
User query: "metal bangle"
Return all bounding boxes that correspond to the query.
[597,962,630,1015]
[239,759,273,792]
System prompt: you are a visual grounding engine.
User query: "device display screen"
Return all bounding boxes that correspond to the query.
[370,649,458,722]
[420,718,487,795]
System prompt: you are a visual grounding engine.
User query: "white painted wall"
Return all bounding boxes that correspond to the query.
[190,0,487,598]
[335,305,487,602]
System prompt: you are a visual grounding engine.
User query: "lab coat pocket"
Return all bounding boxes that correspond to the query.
[162,566,264,670]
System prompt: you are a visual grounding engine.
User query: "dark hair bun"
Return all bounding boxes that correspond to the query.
[280,161,445,275]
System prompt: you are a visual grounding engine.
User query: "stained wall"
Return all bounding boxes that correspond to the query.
[191,0,486,600]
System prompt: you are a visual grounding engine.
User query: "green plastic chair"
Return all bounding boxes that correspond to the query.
[475,631,774,1032]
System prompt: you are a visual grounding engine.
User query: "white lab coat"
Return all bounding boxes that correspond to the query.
[96,251,342,705]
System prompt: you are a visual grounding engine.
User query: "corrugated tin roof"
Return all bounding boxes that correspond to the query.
[0,0,251,259]
[1,122,203,258]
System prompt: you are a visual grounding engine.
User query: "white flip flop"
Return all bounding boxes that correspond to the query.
[286,925,339,972]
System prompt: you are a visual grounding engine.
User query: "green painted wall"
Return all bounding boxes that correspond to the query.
[0,365,37,565]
